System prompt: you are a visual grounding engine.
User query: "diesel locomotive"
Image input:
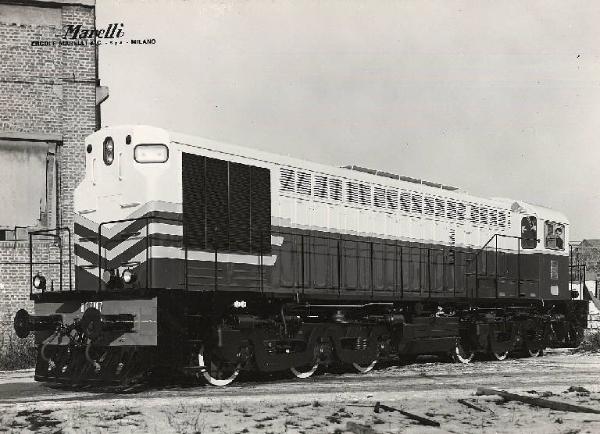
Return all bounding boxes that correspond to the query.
[13,125,588,386]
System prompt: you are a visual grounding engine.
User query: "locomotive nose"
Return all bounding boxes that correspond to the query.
[13,309,62,339]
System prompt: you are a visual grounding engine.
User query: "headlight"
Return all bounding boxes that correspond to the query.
[33,274,46,290]
[122,269,136,284]
[103,136,114,165]
[134,144,169,163]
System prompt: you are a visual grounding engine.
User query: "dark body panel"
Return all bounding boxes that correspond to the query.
[75,223,570,304]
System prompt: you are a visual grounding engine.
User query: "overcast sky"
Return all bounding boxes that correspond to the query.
[97,0,600,240]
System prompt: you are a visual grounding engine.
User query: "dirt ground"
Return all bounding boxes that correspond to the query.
[1,349,599,433]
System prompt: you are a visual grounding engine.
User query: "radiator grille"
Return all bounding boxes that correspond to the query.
[182,153,271,253]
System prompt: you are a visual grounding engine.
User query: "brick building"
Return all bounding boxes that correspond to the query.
[0,0,105,348]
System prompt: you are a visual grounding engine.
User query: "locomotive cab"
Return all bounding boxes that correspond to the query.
[495,201,571,301]
[75,125,176,224]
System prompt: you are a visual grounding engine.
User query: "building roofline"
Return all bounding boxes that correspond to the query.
[0,131,63,143]
[0,0,95,8]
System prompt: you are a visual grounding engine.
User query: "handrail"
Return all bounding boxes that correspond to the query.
[29,227,72,295]
[474,233,538,258]
[471,233,541,299]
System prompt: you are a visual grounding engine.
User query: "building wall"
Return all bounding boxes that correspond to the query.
[0,0,98,347]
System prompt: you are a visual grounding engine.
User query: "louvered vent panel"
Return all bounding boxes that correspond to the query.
[490,209,498,226]
[314,175,328,198]
[400,192,411,212]
[182,153,206,249]
[359,184,371,206]
[296,172,311,195]
[470,205,479,224]
[251,166,271,253]
[498,210,507,228]
[280,168,295,192]
[329,178,342,201]
[373,187,386,208]
[480,207,488,225]
[229,162,251,252]
[206,158,229,250]
[346,182,359,204]
[457,203,466,220]
[424,196,435,215]
[411,194,423,214]
[447,200,457,219]
[183,154,270,254]
[435,198,445,218]
[386,190,398,210]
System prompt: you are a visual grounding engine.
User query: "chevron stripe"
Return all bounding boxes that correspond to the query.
[76,245,278,278]
[74,201,283,283]
[74,200,182,243]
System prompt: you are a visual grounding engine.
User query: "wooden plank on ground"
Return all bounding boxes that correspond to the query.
[476,387,600,414]
[458,399,487,412]
[375,402,441,427]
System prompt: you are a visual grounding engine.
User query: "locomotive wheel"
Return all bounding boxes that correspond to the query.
[290,362,319,379]
[523,326,544,358]
[489,329,512,361]
[352,360,377,374]
[492,350,509,361]
[453,340,475,364]
[198,346,241,387]
[525,337,544,358]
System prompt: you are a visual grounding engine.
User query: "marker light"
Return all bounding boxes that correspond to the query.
[33,273,46,290]
[103,136,114,165]
[122,269,136,284]
[233,300,247,308]
[134,144,169,163]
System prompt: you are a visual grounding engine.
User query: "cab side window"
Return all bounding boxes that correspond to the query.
[521,216,537,249]
[545,221,565,250]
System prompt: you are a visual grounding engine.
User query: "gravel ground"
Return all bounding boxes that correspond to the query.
[1,348,599,433]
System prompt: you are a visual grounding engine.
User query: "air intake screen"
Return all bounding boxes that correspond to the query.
[251,166,271,253]
[229,162,251,252]
[182,153,271,253]
[182,154,206,249]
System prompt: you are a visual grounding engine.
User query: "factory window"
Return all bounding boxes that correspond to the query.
[314,175,328,199]
[424,196,434,216]
[400,192,411,213]
[0,140,57,233]
[374,187,386,208]
[435,198,445,218]
[296,172,312,195]
[545,221,565,251]
[521,216,537,249]
[329,178,342,201]
[386,190,399,210]
[411,194,423,214]
[280,168,295,192]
